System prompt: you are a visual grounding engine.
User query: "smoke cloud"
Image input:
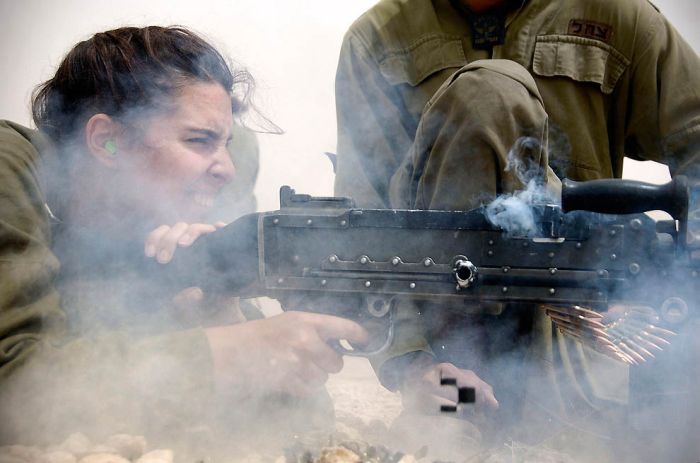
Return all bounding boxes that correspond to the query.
[485,137,558,237]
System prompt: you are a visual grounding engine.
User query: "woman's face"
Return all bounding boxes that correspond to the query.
[117,81,235,226]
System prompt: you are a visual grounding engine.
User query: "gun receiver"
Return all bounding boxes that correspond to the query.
[164,177,698,355]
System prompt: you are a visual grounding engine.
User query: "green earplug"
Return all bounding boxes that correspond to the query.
[104,139,117,155]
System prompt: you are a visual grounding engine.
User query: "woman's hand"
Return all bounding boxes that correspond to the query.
[144,222,233,324]
[144,221,226,264]
[204,311,369,397]
[399,355,499,417]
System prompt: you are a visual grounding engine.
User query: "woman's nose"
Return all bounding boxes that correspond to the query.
[209,146,235,185]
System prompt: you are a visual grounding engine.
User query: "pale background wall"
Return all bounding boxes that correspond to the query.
[0,0,697,212]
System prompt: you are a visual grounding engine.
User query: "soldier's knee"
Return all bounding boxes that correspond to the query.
[432,59,544,118]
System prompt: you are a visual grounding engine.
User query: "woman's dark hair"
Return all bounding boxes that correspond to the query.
[32,26,254,145]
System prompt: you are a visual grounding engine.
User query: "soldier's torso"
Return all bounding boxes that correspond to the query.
[351,0,664,181]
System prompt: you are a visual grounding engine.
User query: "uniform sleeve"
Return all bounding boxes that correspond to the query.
[623,10,700,179]
[335,31,416,209]
[0,120,64,379]
[0,121,216,443]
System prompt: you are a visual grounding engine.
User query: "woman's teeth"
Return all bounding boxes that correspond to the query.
[193,193,214,208]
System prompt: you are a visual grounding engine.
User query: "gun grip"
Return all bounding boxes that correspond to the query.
[562,177,688,219]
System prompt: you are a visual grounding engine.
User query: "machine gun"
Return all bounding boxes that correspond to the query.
[164,177,699,363]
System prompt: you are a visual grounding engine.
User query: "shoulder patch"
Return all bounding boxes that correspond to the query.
[568,19,614,43]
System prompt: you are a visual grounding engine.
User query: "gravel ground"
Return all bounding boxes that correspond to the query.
[326,357,402,428]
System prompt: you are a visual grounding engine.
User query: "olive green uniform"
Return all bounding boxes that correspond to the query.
[334,0,700,459]
[336,0,700,208]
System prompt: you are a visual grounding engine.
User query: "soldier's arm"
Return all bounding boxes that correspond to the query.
[623,6,700,178]
[0,120,64,380]
[334,29,415,209]
[334,31,438,388]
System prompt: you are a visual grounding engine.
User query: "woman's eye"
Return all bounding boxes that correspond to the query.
[187,138,209,144]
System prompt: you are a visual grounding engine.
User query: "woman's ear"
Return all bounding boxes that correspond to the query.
[84,113,120,168]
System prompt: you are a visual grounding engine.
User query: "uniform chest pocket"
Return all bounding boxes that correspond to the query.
[532,35,630,94]
[378,34,467,86]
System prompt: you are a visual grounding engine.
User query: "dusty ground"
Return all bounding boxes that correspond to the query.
[326,357,402,428]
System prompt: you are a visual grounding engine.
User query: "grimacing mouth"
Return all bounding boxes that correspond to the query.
[192,192,216,209]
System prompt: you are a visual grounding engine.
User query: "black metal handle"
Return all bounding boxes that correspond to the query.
[561,177,688,219]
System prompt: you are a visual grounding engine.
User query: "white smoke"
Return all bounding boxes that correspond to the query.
[485,137,558,237]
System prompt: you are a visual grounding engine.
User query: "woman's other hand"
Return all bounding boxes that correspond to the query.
[144,221,226,264]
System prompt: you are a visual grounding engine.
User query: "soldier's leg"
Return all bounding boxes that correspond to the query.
[389,59,560,210]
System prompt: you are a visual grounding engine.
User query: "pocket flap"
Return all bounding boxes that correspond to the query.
[533,35,630,94]
[379,35,467,86]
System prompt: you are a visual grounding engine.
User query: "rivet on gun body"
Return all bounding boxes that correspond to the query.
[360,256,369,264]
[321,279,327,286]
[576,242,582,249]
[502,286,508,293]
[423,258,433,267]
[610,254,617,261]
[293,255,300,262]
[548,252,555,258]
[629,263,641,275]
[549,268,557,275]
[549,288,556,295]
[502,266,510,273]
[329,255,338,263]
[306,219,313,225]
[487,250,494,256]
[409,282,416,289]
[609,229,617,237]
[365,281,372,288]
[488,239,494,246]
[630,218,642,230]
[391,257,401,266]
[340,220,347,226]
[598,270,607,277]
[277,278,284,284]
[272,218,279,225]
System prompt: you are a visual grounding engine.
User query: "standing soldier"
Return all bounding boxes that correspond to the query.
[334,0,700,461]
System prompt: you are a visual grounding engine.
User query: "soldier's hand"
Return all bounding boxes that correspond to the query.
[143,221,226,264]
[204,311,368,396]
[143,222,230,322]
[400,359,498,416]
